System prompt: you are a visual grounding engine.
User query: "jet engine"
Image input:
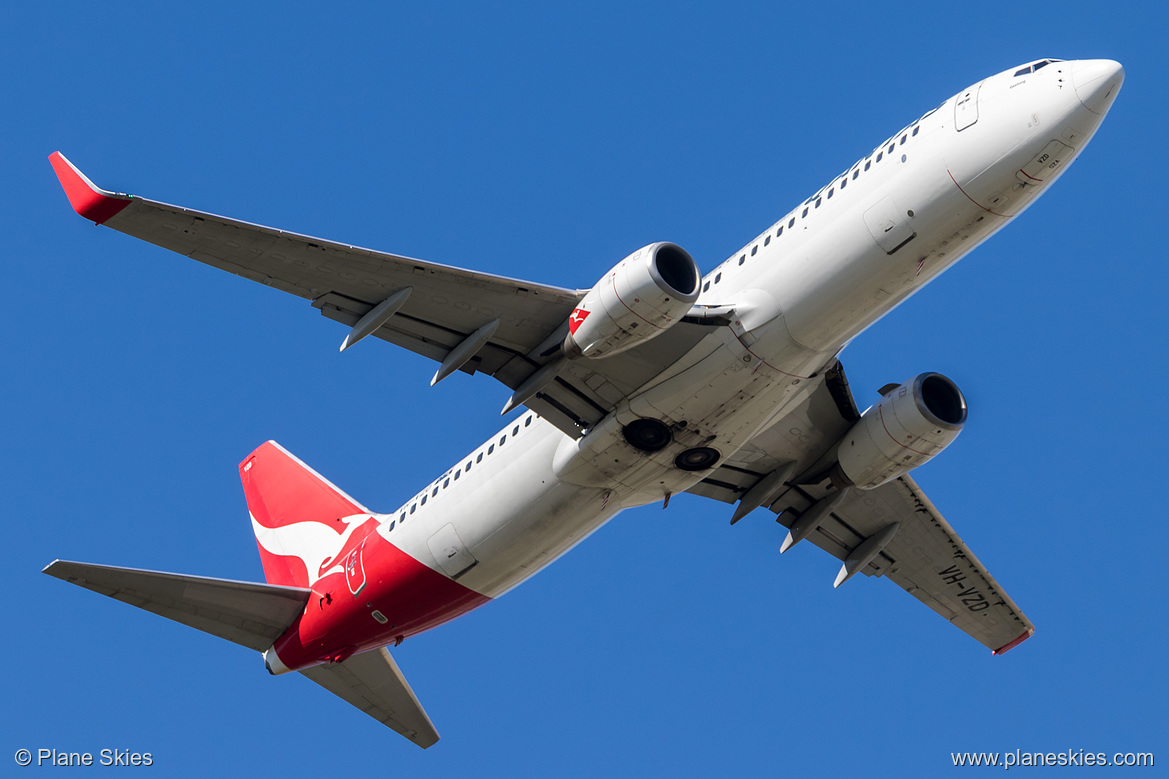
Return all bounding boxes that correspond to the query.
[563,242,700,359]
[834,373,967,490]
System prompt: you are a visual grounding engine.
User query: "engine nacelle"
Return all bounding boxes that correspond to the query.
[563,242,700,359]
[834,373,967,490]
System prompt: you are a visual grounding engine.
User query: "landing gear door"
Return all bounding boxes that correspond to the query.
[954,83,981,131]
[427,523,478,579]
[863,196,917,255]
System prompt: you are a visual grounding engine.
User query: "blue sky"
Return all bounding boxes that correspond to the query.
[5,2,1165,775]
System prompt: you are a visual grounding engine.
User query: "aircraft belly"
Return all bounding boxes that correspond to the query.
[429,426,621,597]
[775,161,998,352]
[458,480,621,597]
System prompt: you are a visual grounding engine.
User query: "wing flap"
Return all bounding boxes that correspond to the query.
[300,647,440,748]
[43,560,310,652]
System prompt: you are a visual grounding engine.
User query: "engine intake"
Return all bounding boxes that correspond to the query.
[834,373,967,490]
[564,242,700,359]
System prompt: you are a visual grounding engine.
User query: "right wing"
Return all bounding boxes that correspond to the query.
[50,152,717,437]
[686,364,1035,655]
[300,647,440,749]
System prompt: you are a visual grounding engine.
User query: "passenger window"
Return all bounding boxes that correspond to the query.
[388,520,395,531]
[815,198,821,208]
[499,435,506,446]
[738,255,745,266]
[853,169,859,179]
[777,226,784,236]
[488,444,494,455]
[801,207,808,217]
[877,152,883,162]
[477,453,483,463]
[864,161,871,171]
[764,235,770,246]
[840,178,847,189]
[399,513,406,522]
[751,245,758,255]
[525,416,532,426]
[715,272,722,283]
[888,143,894,153]
[827,188,833,199]
[912,126,919,136]
[788,217,795,228]
[900,134,907,145]
[513,425,519,435]
[410,504,416,514]
[453,471,460,481]
[703,281,710,292]
[421,495,427,506]
[432,486,439,496]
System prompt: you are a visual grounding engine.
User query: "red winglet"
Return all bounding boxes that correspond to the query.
[48,152,132,224]
[992,627,1035,655]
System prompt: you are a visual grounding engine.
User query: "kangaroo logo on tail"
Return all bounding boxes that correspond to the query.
[241,441,377,589]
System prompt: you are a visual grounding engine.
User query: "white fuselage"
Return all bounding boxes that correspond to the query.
[376,59,1121,601]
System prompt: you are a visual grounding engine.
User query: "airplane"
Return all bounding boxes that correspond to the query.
[45,58,1124,749]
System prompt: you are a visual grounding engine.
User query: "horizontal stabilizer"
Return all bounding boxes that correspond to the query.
[300,647,440,749]
[43,560,310,652]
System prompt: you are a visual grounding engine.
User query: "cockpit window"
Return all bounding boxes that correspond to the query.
[1016,60,1055,78]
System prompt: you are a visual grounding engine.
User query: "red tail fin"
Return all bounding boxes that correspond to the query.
[240,441,374,588]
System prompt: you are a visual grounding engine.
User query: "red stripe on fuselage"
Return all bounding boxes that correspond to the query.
[269,526,489,670]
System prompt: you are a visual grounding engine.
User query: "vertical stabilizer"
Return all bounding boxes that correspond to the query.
[241,441,376,588]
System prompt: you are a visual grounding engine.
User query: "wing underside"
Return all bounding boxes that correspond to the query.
[50,152,715,437]
[686,366,1034,654]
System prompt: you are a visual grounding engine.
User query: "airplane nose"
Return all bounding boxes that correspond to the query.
[1071,59,1124,115]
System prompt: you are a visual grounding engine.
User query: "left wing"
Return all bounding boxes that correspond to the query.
[50,152,714,436]
[687,364,1035,655]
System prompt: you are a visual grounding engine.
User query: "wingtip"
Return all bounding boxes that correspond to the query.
[992,627,1035,655]
[48,151,132,224]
